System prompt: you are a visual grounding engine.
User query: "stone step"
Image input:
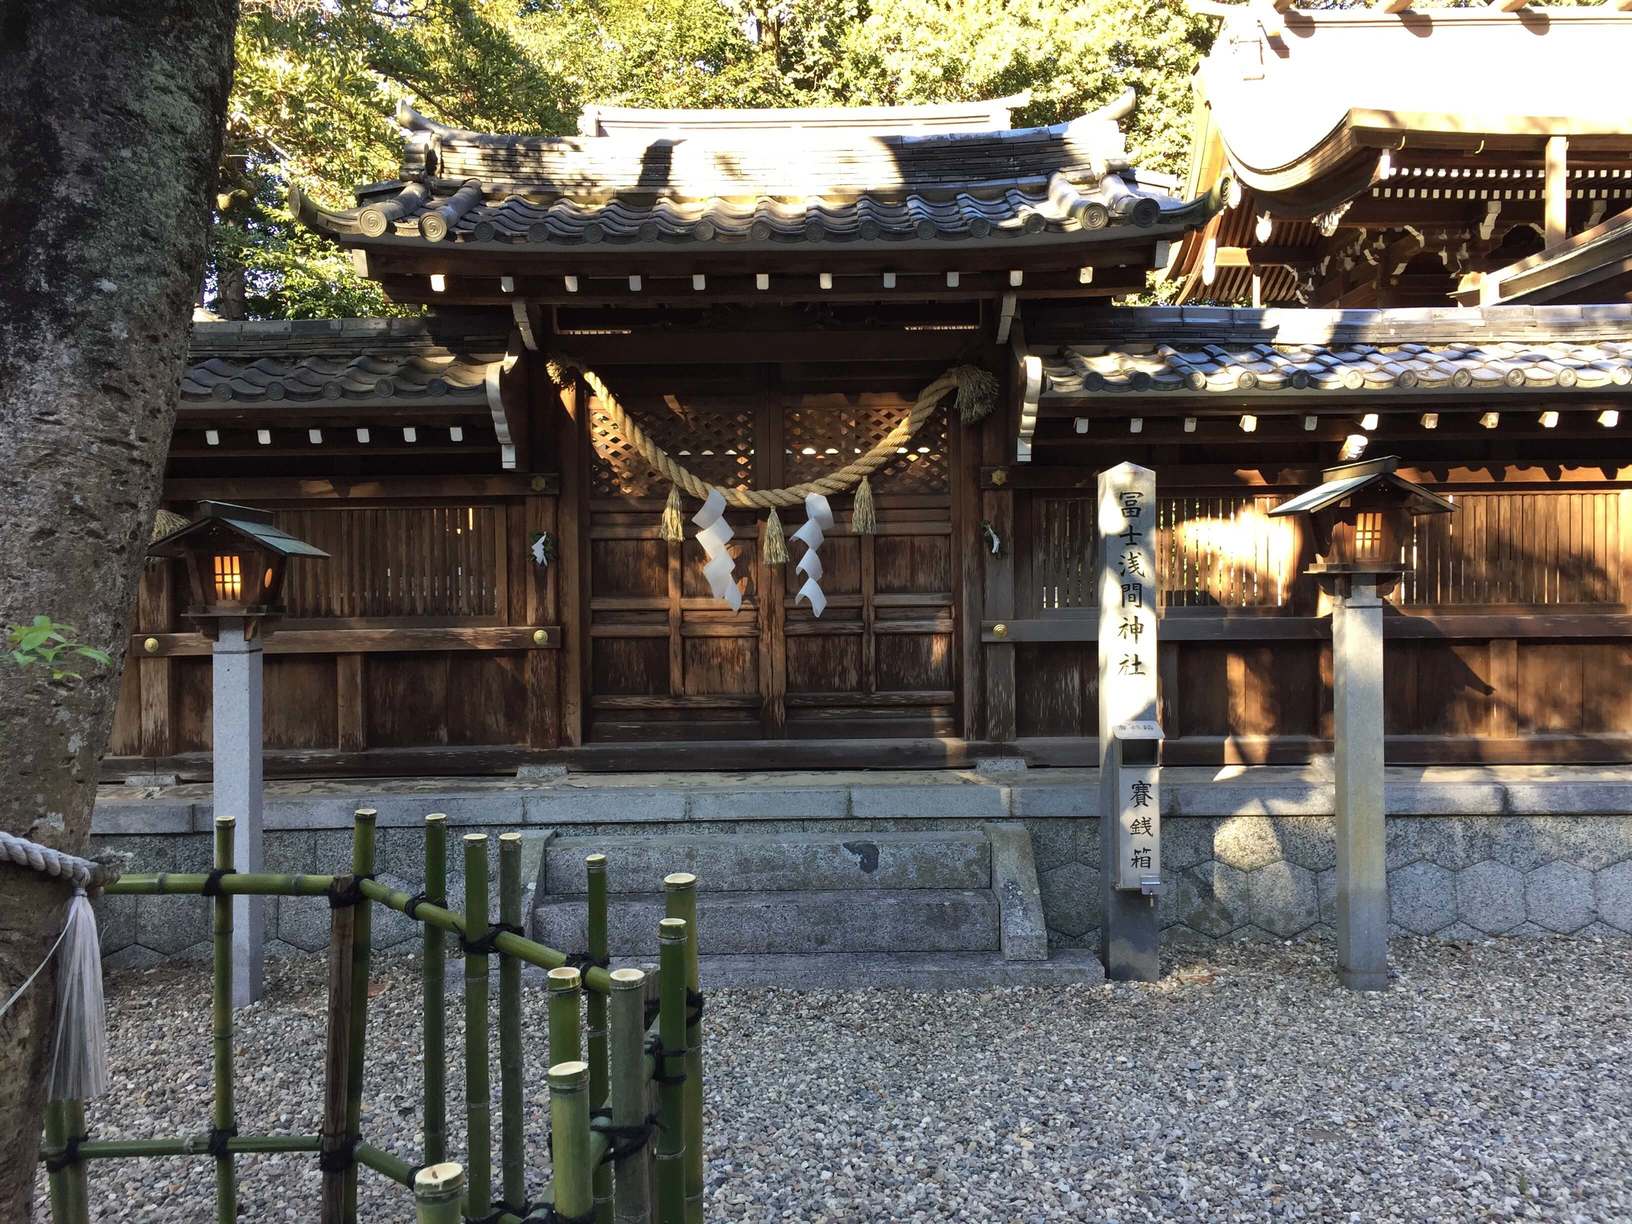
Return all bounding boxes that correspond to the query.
[543,830,991,894]
[532,888,1000,956]
[524,951,1105,991]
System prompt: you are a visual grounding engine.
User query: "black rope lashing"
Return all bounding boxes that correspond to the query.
[403,891,433,921]
[686,988,705,1027]
[459,922,523,956]
[643,998,660,1030]
[206,1125,238,1158]
[317,1136,360,1173]
[597,1113,660,1165]
[522,1206,597,1224]
[327,874,375,909]
[645,1034,687,1086]
[201,868,235,897]
[563,951,610,973]
[44,1133,88,1173]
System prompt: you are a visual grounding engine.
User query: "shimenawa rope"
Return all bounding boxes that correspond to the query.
[549,356,996,508]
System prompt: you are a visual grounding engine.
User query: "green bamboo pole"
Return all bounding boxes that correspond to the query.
[43,1101,73,1223]
[212,816,238,1224]
[639,963,660,1213]
[355,877,615,993]
[498,832,526,1215]
[549,1061,594,1224]
[463,832,493,1220]
[608,968,652,1224]
[664,873,703,1224]
[104,872,337,896]
[586,854,612,1224]
[548,967,583,1065]
[62,1101,90,1224]
[413,1161,465,1224]
[655,919,689,1224]
[423,814,448,1167]
[342,807,378,1222]
[60,1134,322,1159]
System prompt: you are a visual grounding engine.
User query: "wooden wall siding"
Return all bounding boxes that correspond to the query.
[583,380,956,742]
[1029,490,1632,614]
[1030,495,1298,611]
[1399,490,1628,607]
[274,505,506,621]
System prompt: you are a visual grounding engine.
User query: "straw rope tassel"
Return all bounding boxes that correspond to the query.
[762,508,788,564]
[660,485,686,544]
[851,476,876,537]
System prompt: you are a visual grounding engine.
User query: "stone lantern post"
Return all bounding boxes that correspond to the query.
[1270,458,1454,989]
[149,502,328,1004]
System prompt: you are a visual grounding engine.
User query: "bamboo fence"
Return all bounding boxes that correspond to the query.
[39,808,706,1224]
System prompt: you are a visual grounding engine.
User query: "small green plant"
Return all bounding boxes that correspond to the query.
[6,616,113,681]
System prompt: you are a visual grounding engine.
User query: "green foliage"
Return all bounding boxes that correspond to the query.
[213,0,1218,318]
[6,617,113,683]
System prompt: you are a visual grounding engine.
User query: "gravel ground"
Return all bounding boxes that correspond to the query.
[30,935,1632,1222]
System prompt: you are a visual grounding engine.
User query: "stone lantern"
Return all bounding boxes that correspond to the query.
[149,501,328,637]
[149,502,327,1005]
[1269,457,1453,992]
[1271,456,1455,597]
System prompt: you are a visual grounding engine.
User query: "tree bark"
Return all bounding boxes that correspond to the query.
[0,1,237,1216]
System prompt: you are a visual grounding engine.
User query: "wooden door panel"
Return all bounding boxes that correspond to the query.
[591,638,668,696]
[875,535,952,594]
[876,632,953,691]
[786,632,863,693]
[682,635,759,695]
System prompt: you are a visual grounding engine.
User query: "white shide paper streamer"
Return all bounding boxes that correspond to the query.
[691,488,742,612]
[793,492,835,618]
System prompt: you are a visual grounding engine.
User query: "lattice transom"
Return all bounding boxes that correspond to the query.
[784,401,948,494]
[590,397,755,498]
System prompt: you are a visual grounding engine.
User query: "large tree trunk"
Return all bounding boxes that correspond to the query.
[0,2,237,1215]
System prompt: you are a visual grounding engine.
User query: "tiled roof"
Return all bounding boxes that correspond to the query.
[1032,305,1632,398]
[292,98,1213,252]
[183,320,504,404]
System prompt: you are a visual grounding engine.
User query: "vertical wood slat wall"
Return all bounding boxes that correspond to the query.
[1002,484,1632,761]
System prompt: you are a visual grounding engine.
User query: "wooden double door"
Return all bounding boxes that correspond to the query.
[580,366,960,742]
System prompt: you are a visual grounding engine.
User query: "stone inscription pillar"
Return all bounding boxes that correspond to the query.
[1097,461,1161,982]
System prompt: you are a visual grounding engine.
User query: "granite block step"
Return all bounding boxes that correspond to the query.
[532,888,1000,956]
[543,830,991,894]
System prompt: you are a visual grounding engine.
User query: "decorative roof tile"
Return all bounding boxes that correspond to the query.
[1033,306,1632,398]
[182,320,505,405]
[292,97,1215,253]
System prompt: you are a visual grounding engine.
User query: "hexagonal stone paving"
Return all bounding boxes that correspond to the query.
[1038,861,1101,938]
[1389,861,1455,935]
[1247,861,1319,938]
[1457,860,1526,935]
[1525,861,1595,934]
[1213,818,1282,872]
[1596,860,1632,934]
[1159,862,1249,939]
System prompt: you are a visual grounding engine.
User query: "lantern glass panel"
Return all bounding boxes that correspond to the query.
[213,554,244,601]
[1353,512,1384,561]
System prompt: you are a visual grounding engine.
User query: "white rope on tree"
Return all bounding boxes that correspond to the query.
[0,830,115,1099]
[0,829,103,888]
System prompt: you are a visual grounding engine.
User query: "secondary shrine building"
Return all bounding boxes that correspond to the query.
[90,5,1632,967]
[111,6,1632,778]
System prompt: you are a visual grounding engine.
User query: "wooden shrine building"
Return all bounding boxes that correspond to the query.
[107,8,1632,780]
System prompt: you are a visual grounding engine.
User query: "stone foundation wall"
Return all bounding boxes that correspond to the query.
[90,812,1632,966]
